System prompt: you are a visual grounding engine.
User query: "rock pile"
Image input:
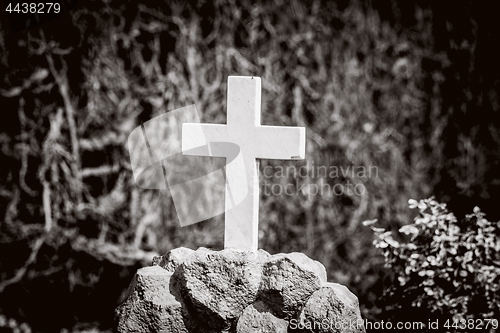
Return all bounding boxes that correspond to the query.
[115,247,365,333]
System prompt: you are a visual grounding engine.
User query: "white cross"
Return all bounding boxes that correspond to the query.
[182,76,305,252]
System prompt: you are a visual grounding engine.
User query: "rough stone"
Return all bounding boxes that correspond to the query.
[177,248,263,330]
[115,266,188,333]
[116,248,364,333]
[236,300,287,333]
[154,247,195,272]
[258,253,324,318]
[295,282,365,333]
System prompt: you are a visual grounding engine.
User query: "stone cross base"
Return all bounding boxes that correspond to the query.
[115,247,366,333]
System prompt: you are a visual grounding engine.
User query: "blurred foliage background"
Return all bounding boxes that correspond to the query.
[0,0,499,331]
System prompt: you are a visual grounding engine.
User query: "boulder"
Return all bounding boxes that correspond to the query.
[236,300,287,333]
[258,253,324,318]
[176,248,264,330]
[294,283,365,333]
[115,266,188,333]
[153,247,195,272]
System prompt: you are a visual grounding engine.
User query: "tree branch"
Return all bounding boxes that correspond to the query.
[44,37,82,206]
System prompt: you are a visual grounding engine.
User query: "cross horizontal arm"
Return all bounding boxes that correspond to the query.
[254,125,306,160]
[182,123,228,156]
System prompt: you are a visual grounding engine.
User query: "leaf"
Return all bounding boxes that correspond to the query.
[408,199,418,209]
[399,224,419,235]
[378,241,388,248]
[363,219,378,226]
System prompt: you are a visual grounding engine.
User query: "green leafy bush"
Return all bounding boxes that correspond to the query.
[366,197,500,328]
